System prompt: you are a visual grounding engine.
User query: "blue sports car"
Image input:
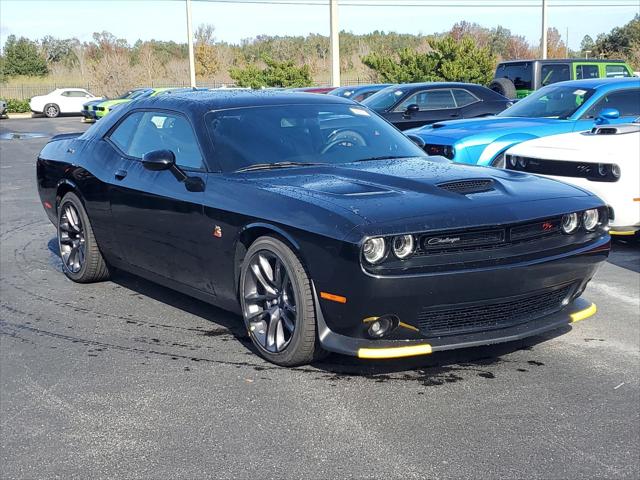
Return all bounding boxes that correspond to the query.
[406,78,640,167]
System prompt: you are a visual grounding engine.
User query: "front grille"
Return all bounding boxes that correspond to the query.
[437,179,494,194]
[414,216,562,256]
[417,283,574,337]
[506,156,619,183]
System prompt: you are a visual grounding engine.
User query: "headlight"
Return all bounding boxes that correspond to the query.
[508,155,518,167]
[517,156,528,168]
[611,164,621,178]
[362,237,386,264]
[598,163,607,176]
[392,235,415,259]
[561,213,579,234]
[583,209,599,231]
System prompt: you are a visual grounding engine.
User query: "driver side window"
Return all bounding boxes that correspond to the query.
[583,90,640,119]
[395,89,456,112]
[110,111,204,170]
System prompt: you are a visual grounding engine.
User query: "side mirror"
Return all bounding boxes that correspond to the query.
[142,149,175,171]
[406,134,425,149]
[595,108,620,125]
[405,104,420,115]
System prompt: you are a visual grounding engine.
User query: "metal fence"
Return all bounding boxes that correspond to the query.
[0,77,373,100]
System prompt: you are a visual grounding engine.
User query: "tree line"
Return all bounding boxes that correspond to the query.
[1,15,637,96]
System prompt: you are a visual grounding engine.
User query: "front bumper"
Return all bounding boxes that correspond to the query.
[316,291,596,359]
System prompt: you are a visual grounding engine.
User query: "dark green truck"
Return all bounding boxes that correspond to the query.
[489,59,634,99]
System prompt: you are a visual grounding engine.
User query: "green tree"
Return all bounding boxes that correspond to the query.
[593,14,640,67]
[363,36,495,85]
[229,58,312,88]
[580,35,596,55]
[2,35,48,77]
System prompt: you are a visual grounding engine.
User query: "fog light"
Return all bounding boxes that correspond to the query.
[561,213,579,234]
[583,209,599,231]
[366,315,398,338]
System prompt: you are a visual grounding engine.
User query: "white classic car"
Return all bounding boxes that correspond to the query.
[504,122,640,237]
[29,88,101,118]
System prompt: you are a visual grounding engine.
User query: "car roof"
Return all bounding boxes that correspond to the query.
[499,58,628,64]
[383,82,486,90]
[545,77,640,89]
[131,89,354,113]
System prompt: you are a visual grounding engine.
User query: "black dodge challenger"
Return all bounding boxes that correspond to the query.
[37,90,610,366]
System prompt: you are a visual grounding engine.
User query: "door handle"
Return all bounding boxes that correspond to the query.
[115,169,128,180]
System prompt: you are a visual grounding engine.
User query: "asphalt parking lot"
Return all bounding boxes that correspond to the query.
[1,117,639,479]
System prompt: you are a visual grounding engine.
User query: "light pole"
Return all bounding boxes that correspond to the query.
[186,0,196,88]
[329,0,340,87]
[541,0,548,59]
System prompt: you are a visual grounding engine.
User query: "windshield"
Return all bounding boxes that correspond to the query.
[206,103,426,172]
[498,85,595,119]
[361,85,403,112]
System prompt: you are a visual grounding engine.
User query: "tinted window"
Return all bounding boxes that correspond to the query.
[606,65,631,78]
[499,85,594,119]
[206,104,427,172]
[112,111,203,169]
[109,111,145,152]
[541,64,570,86]
[584,89,640,118]
[395,89,456,111]
[452,89,479,107]
[576,65,599,80]
[64,90,89,97]
[495,62,532,90]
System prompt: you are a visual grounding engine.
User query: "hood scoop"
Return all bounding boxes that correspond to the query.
[437,179,494,195]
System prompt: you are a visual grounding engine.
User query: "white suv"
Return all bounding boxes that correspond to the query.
[29,88,101,118]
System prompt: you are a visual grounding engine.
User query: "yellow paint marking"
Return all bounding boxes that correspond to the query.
[609,230,637,236]
[357,344,432,359]
[570,303,597,323]
[398,322,420,332]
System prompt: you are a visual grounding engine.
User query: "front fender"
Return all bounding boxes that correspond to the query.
[474,133,540,166]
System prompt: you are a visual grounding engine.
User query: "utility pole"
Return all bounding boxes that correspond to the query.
[186,0,197,88]
[566,27,569,57]
[541,0,548,59]
[329,0,340,87]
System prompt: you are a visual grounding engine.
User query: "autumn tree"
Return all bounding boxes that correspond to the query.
[195,24,219,78]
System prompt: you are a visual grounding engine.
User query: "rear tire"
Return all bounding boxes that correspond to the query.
[57,192,110,283]
[489,78,517,99]
[239,236,323,366]
[44,103,60,118]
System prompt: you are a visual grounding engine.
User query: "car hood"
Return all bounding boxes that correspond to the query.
[508,130,640,164]
[407,116,570,142]
[239,157,598,236]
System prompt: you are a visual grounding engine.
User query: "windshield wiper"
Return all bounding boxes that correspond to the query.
[357,155,413,162]
[235,161,327,172]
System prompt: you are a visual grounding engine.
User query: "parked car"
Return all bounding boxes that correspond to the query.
[30,88,101,118]
[505,121,640,237]
[0,99,7,118]
[407,78,640,167]
[490,58,634,99]
[361,82,512,131]
[36,90,608,366]
[287,86,335,94]
[328,84,392,102]
[82,88,148,121]
[93,87,207,119]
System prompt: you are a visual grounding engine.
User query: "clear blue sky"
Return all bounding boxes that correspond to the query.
[0,0,638,50]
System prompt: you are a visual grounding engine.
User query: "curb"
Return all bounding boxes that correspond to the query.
[4,113,34,119]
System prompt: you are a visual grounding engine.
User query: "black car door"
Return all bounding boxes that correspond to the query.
[386,88,461,130]
[105,109,213,294]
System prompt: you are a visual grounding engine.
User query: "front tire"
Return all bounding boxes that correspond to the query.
[44,103,60,118]
[57,192,110,283]
[240,236,322,366]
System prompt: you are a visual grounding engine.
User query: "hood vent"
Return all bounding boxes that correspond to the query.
[437,179,494,195]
